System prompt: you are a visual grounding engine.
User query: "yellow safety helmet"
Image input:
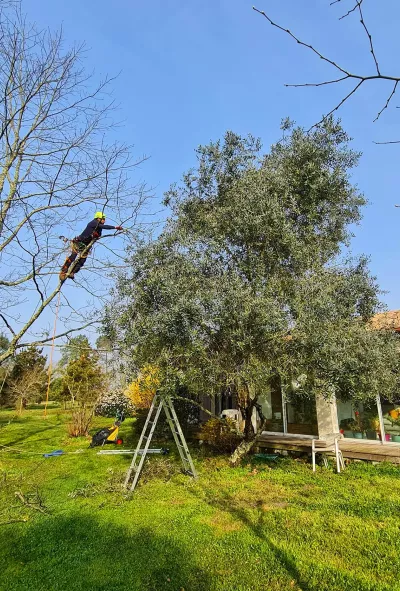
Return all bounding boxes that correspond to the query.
[94,211,105,219]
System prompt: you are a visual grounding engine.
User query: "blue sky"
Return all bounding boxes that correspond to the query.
[22,0,400,339]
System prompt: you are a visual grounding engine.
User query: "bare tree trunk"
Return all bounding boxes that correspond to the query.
[229,418,267,466]
[230,385,267,465]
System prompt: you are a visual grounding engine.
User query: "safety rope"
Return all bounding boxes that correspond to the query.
[0,443,85,455]
[43,289,62,418]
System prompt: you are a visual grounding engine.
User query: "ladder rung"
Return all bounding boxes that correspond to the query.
[125,394,197,492]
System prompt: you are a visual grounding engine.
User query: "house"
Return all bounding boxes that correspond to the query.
[370,310,400,332]
[201,310,400,462]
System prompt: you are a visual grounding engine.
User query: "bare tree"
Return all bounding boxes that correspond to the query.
[253,1,400,140]
[0,4,150,364]
[8,364,46,413]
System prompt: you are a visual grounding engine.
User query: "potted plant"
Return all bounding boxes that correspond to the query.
[388,408,400,443]
[340,418,355,438]
[364,416,379,440]
[351,411,364,439]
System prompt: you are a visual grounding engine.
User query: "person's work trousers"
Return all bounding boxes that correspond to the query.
[60,241,91,275]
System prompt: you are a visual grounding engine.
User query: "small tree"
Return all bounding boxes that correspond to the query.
[7,346,47,411]
[0,333,11,404]
[63,352,105,408]
[62,347,106,436]
[60,336,91,367]
[9,365,47,414]
[49,376,71,409]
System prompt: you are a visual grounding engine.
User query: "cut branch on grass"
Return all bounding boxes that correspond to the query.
[14,490,48,514]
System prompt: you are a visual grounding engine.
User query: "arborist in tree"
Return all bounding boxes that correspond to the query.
[59,211,124,281]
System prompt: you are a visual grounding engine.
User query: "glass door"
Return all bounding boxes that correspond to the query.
[286,395,318,436]
[259,375,285,433]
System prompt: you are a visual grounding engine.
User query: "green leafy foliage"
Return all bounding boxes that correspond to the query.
[62,349,105,407]
[0,333,9,353]
[106,119,400,458]
[59,335,91,367]
[49,376,70,407]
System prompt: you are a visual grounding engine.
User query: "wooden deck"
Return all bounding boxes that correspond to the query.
[258,433,400,464]
[340,440,400,464]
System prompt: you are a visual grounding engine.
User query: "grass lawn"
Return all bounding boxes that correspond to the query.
[1,406,400,591]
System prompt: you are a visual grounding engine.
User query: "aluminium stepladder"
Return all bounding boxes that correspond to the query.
[124,392,198,492]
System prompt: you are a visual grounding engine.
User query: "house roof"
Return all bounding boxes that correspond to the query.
[370,310,400,332]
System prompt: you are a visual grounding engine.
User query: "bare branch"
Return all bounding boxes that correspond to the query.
[373,139,400,145]
[253,3,400,130]
[311,80,364,129]
[334,0,363,21]
[374,81,398,122]
[0,312,15,335]
[252,6,351,77]
[16,320,99,350]
[0,4,151,362]
[355,1,380,75]
[285,75,350,88]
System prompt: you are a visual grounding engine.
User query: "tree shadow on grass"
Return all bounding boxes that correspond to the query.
[189,485,377,591]
[0,514,212,591]
[0,425,59,449]
[208,489,313,591]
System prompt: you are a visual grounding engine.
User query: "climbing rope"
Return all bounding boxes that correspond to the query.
[43,289,62,418]
[0,443,85,456]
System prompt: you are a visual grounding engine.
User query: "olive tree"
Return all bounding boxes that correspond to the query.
[106,120,399,462]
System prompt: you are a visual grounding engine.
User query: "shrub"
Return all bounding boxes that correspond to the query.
[124,365,159,409]
[95,391,135,418]
[199,417,242,453]
[67,408,93,437]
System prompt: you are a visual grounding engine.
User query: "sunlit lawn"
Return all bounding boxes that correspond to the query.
[1,406,400,591]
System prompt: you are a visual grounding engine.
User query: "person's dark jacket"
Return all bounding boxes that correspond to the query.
[76,219,118,244]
